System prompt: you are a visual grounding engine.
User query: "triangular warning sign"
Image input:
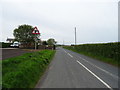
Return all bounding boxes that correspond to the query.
[32,27,40,34]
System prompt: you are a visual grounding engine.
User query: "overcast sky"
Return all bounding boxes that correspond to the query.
[0,0,119,45]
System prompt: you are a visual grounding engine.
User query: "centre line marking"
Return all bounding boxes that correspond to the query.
[67,53,73,58]
[76,60,113,90]
[63,49,73,58]
[63,49,67,53]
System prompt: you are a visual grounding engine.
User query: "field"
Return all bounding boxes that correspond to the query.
[64,42,119,66]
[2,50,55,88]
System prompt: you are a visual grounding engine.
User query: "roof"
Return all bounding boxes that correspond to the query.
[6,38,14,41]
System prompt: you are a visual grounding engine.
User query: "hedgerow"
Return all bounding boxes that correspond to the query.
[64,42,119,66]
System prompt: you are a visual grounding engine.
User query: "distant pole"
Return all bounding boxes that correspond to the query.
[75,27,76,45]
[63,40,64,46]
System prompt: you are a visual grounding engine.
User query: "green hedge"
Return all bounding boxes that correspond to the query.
[1,42,12,48]
[2,50,55,88]
[64,42,119,66]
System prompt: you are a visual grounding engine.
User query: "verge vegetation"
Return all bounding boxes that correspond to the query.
[2,50,55,88]
[63,42,119,67]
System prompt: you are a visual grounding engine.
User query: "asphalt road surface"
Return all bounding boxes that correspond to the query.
[36,47,119,89]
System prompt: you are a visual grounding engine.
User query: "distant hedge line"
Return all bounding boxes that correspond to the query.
[2,50,55,88]
[64,42,119,66]
[0,42,12,48]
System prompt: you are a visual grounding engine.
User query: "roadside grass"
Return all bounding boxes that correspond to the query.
[2,50,55,88]
[63,46,119,67]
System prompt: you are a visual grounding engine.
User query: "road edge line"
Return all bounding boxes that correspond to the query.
[76,60,113,90]
[78,56,119,79]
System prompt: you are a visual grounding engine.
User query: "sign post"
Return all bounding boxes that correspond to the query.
[35,37,37,50]
[32,27,40,50]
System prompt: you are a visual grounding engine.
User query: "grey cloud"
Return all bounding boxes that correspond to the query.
[1,0,118,44]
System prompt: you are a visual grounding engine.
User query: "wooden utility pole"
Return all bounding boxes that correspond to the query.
[75,27,76,45]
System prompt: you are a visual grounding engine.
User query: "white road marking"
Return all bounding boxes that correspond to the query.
[63,49,73,58]
[77,60,113,90]
[79,56,119,79]
[67,53,73,58]
[63,49,67,53]
[64,49,118,79]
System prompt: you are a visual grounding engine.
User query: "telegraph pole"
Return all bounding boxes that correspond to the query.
[75,27,76,45]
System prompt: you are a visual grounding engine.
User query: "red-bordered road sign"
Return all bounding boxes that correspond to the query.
[32,27,40,34]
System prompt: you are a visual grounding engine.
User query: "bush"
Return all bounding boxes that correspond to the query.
[2,50,55,88]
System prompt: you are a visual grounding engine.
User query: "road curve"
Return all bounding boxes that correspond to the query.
[36,47,119,89]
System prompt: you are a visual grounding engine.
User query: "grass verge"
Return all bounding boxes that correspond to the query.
[2,50,55,88]
[63,47,119,67]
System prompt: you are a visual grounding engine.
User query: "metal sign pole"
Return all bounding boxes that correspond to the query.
[35,36,37,50]
[35,39,36,50]
[32,26,40,50]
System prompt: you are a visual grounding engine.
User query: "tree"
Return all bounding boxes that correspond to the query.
[13,24,40,47]
[42,41,48,45]
[47,38,57,45]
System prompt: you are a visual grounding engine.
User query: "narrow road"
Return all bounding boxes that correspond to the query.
[36,47,119,89]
